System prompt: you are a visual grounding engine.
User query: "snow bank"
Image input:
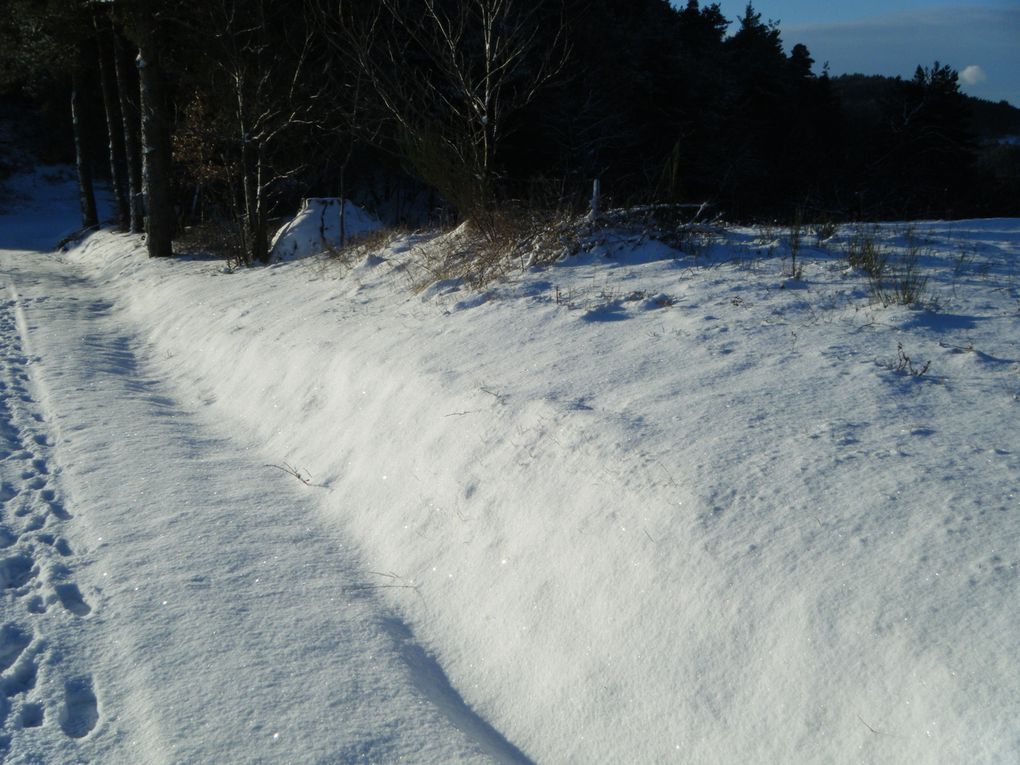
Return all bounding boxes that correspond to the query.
[64,220,1020,763]
[269,197,382,261]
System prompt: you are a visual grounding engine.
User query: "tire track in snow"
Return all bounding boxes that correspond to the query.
[0,285,98,753]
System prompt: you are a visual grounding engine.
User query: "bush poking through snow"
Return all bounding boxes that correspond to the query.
[845,225,886,279]
[401,210,578,290]
[787,212,804,279]
[843,224,928,306]
[890,228,932,307]
[812,220,838,245]
[401,217,507,290]
[864,227,934,308]
[317,226,411,276]
[889,342,932,377]
[398,204,720,291]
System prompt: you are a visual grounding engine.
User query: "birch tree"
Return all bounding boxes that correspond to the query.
[94,11,130,230]
[175,0,329,264]
[324,0,567,220]
[113,29,144,233]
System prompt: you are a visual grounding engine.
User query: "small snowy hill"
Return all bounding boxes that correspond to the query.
[2,171,1019,762]
[269,197,382,262]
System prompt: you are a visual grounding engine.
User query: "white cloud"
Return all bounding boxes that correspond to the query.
[960,64,987,85]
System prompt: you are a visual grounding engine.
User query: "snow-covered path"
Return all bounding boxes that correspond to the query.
[0,187,523,763]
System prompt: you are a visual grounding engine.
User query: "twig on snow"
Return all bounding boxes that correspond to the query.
[857,714,881,735]
[265,461,313,485]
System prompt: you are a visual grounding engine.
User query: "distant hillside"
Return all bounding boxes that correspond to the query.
[968,97,1020,141]
[833,74,1020,142]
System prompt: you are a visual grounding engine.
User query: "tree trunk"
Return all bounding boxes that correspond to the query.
[114,32,144,233]
[71,67,99,229]
[135,1,173,257]
[96,21,130,230]
[251,148,269,264]
[338,163,347,250]
[236,77,270,265]
[239,128,257,264]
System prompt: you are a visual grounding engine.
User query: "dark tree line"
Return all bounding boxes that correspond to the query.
[1,0,1017,263]
[1,0,174,255]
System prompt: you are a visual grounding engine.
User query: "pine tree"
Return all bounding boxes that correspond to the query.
[124,0,174,257]
[71,51,99,229]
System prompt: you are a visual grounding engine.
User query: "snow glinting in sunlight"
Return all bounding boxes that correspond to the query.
[0,169,1018,762]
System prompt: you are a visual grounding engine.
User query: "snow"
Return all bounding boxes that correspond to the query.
[269,197,382,262]
[1,168,1019,762]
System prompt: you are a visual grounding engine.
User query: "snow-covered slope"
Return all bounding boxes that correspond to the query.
[3,170,1019,762]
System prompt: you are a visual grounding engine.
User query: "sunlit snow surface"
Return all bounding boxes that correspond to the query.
[2,169,1019,762]
[0,171,514,763]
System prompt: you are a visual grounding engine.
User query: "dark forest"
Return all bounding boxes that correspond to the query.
[2,0,1018,263]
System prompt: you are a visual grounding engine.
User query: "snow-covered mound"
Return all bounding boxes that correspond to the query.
[269,197,382,261]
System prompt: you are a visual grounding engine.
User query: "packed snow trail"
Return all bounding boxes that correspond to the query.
[0,277,100,755]
[0,183,526,762]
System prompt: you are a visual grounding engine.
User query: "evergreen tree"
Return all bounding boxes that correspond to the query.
[720,3,794,213]
[123,0,174,257]
[659,1,730,202]
[901,63,976,206]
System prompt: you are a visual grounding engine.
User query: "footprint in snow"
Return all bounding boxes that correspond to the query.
[37,534,72,557]
[54,583,91,617]
[20,702,43,728]
[19,515,44,533]
[58,677,98,739]
[46,500,70,521]
[0,625,30,673]
[0,555,35,590]
[2,655,37,698]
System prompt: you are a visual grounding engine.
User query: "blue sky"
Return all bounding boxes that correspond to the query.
[706,1,1020,105]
